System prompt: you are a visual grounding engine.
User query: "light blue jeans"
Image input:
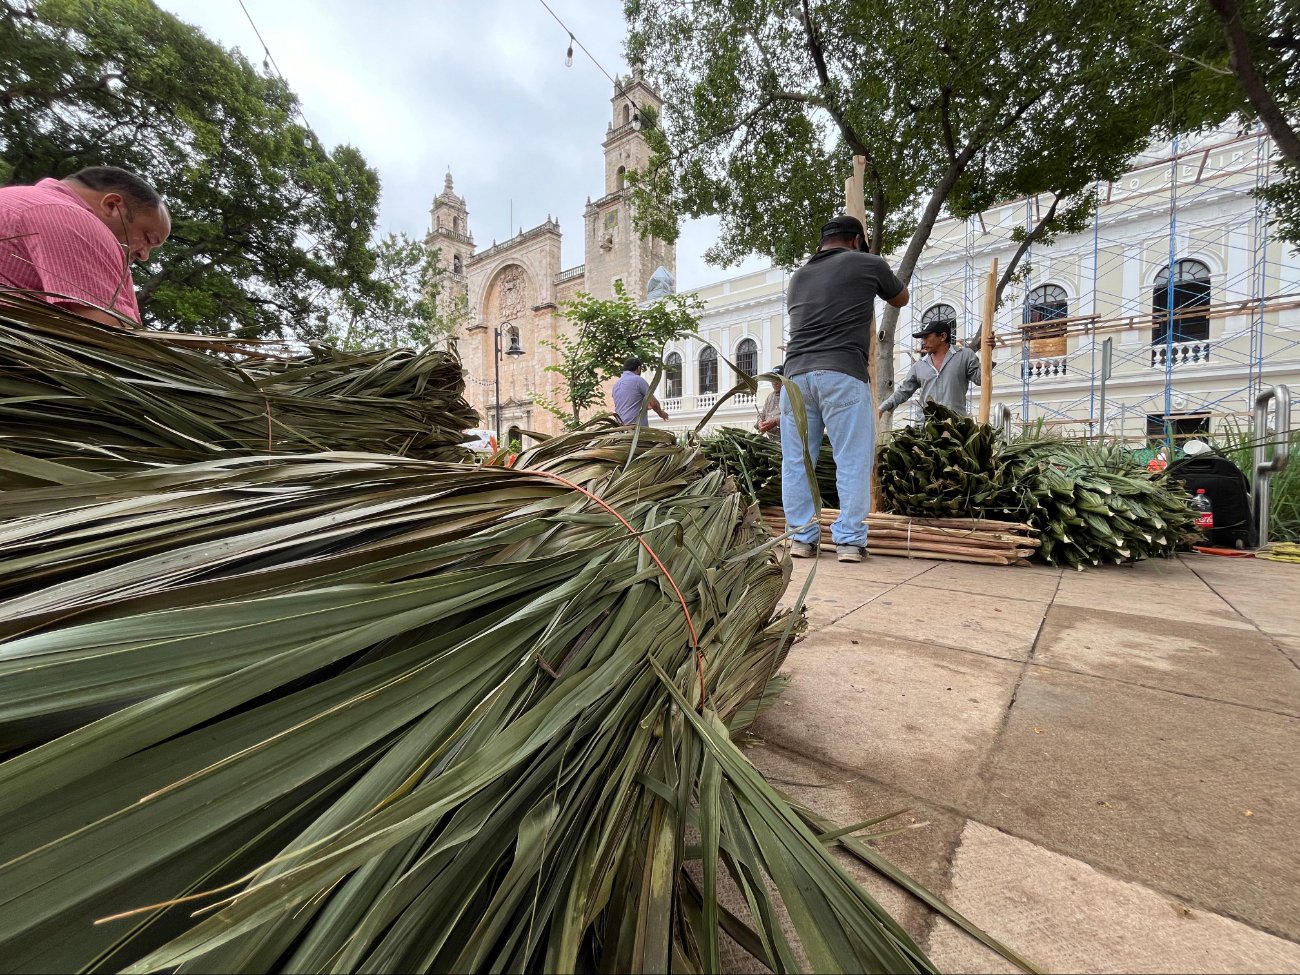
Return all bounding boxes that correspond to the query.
[780,370,875,547]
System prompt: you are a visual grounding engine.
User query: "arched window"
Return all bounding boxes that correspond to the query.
[698,346,718,395]
[616,165,626,191]
[665,352,682,399]
[1152,259,1211,345]
[623,103,631,125]
[453,216,460,233]
[1025,284,1068,359]
[1026,284,1068,324]
[452,254,463,275]
[735,338,758,378]
[921,303,957,336]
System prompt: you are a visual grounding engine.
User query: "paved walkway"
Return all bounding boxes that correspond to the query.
[746,552,1300,973]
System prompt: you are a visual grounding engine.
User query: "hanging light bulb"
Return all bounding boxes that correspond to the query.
[565,33,574,68]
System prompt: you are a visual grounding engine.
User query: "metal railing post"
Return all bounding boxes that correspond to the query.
[1253,385,1292,546]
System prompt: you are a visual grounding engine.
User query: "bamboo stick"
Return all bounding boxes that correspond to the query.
[763,508,1039,535]
[867,529,1038,551]
[978,258,998,424]
[867,512,1036,532]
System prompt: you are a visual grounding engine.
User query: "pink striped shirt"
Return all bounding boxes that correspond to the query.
[0,178,140,322]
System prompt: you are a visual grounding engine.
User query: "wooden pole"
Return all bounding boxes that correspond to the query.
[845,156,870,395]
[844,155,883,509]
[978,258,999,424]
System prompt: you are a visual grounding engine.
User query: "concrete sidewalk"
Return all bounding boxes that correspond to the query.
[749,552,1300,973]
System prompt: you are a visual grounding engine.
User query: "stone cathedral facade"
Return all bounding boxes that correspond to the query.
[427,76,674,442]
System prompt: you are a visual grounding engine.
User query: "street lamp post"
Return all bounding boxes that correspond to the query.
[493,323,524,442]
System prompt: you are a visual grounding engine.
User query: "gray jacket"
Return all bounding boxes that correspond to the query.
[881,346,981,415]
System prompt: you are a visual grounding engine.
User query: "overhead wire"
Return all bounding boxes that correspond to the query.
[534,0,621,87]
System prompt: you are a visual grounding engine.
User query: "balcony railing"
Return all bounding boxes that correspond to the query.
[1022,356,1069,380]
[1150,340,1212,367]
[657,392,764,414]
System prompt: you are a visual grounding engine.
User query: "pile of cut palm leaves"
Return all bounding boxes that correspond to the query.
[0,423,1032,974]
[878,403,1198,568]
[0,296,476,481]
[700,425,839,507]
[877,405,1023,517]
[1002,438,1200,568]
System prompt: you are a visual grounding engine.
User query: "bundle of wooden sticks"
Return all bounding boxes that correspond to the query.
[759,508,1041,566]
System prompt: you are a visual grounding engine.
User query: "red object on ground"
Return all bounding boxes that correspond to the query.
[1191,545,1254,557]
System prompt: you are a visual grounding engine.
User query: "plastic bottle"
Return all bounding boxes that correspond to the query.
[1190,488,1214,531]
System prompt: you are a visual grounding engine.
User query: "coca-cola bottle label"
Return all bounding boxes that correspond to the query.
[1197,511,1214,529]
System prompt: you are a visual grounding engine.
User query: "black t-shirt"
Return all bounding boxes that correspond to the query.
[783,248,904,383]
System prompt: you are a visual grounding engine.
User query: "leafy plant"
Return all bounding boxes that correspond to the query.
[538,282,702,428]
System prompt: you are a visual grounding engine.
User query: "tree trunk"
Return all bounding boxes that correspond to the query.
[877,155,973,430]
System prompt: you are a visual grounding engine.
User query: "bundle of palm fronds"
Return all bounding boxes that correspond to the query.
[700,426,839,507]
[877,404,1025,517]
[0,423,1009,975]
[1002,439,1200,568]
[878,403,1198,568]
[0,297,476,482]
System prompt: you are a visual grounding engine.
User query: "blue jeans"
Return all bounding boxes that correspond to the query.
[780,371,875,547]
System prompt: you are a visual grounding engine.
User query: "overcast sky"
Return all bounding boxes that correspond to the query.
[154,0,768,291]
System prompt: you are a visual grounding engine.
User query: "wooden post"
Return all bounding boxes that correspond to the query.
[845,156,870,395]
[843,156,884,508]
[978,258,999,424]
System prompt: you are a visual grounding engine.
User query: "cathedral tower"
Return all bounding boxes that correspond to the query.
[583,75,675,303]
[428,170,474,314]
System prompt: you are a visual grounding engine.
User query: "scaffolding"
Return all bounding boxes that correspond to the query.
[899,125,1300,448]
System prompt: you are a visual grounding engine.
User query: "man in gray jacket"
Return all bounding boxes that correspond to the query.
[879,319,983,418]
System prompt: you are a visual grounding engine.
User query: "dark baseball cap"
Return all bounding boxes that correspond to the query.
[820,215,866,245]
[911,320,953,339]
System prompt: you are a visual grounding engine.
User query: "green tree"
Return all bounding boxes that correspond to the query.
[1172,0,1300,245]
[540,282,702,428]
[316,234,469,351]
[626,0,1190,412]
[0,0,381,338]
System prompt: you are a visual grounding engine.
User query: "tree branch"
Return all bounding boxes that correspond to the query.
[1209,0,1300,167]
[995,190,1065,304]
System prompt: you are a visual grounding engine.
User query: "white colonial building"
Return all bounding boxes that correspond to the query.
[655,125,1300,446]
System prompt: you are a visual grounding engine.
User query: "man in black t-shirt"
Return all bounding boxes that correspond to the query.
[780,215,909,562]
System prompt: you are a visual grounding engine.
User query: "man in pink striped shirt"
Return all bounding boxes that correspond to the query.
[0,166,170,328]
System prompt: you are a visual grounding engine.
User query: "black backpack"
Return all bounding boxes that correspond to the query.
[1166,455,1257,550]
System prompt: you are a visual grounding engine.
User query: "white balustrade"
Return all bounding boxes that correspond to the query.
[1150,340,1212,367]
[1021,356,1070,380]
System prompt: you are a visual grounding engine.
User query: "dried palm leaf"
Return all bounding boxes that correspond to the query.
[0,296,476,483]
[1,424,1026,975]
